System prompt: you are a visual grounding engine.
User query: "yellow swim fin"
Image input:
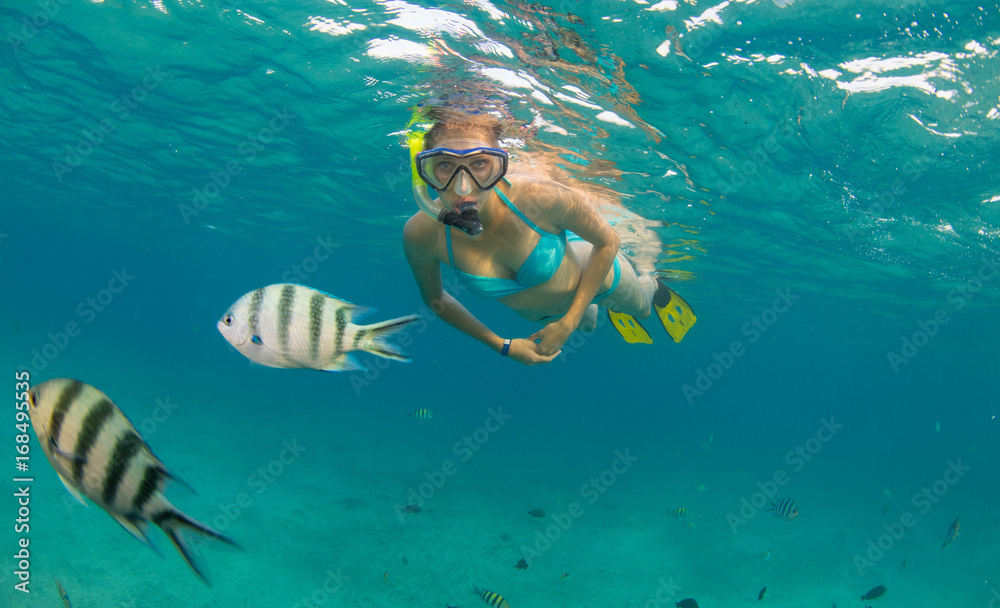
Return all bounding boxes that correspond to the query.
[607,310,653,344]
[653,279,696,343]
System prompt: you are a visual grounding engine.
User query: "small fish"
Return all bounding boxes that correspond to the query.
[676,600,700,608]
[768,497,798,520]
[27,379,237,583]
[860,585,887,600]
[882,506,888,516]
[901,559,907,569]
[515,558,528,570]
[673,507,686,517]
[402,555,409,565]
[384,571,388,582]
[527,508,545,518]
[473,587,510,608]
[941,516,959,549]
[760,549,771,559]
[409,409,433,419]
[54,577,71,608]
[757,586,766,601]
[402,504,421,514]
[218,283,420,372]
[560,572,572,580]
[696,484,707,492]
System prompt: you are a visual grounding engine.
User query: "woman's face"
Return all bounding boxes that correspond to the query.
[429,135,501,212]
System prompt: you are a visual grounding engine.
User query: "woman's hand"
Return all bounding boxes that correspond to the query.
[528,319,575,357]
[507,337,561,365]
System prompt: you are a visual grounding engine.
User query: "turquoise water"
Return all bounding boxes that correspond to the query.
[2,0,999,606]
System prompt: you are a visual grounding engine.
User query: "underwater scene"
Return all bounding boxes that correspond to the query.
[2,0,999,607]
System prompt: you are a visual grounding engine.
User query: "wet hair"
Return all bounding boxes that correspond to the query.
[422,107,504,149]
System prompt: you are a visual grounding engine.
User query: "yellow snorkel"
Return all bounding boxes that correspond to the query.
[407,114,483,236]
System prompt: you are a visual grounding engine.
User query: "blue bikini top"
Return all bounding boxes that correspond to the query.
[446,182,567,299]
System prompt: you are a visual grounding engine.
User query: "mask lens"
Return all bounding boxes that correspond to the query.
[417,148,508,191]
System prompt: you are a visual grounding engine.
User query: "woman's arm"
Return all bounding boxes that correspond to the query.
[403,214,558,365]
[528,183,620,355]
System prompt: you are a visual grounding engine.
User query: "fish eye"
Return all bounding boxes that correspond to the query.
[223,315,233,326]
[28,391,37,408]
[251,335,262,345]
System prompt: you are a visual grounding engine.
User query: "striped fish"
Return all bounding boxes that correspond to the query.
[218,284,420,372]
[769,497,799,520]
[473,587,510,608]
[27,379,237,583]
[408,409,433,419]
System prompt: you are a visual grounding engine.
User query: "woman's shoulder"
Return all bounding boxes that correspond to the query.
[403,211,443,248]
[506,175,573,206]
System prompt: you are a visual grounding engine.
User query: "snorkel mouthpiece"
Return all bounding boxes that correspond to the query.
[440,202,482,236]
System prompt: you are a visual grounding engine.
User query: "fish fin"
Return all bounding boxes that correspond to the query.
[320,353,367,372]
[348,304,374,323]
[358,315,422,362]
[158,465,197,496]
[50,438,86,466]
[111,512,157,552]
[54,470,88,506]
[652,278,697,343]
[153,510,241,585]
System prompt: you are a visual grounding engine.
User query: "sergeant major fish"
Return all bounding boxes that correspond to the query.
[473,587,510,608]
[218,283,420,372]
[768,497,799,520]
[27,379,237,583]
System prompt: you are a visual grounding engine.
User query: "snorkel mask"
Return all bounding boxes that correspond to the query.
[407,117,508,237]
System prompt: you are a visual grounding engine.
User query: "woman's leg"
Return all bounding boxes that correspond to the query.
[568,241,656,318]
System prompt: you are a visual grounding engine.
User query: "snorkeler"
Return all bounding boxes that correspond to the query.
[402,108,694,365]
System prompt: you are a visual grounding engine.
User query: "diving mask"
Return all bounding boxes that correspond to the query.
[415,147,509,192]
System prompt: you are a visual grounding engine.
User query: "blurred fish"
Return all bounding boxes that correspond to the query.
[409,409,433,419]
[676,600,700,608]
[27,379,237,583]
[672,507,686,517]
[760,549,771,559]
[860,585,886,600]
[402,504,421,514]
[218,284,420,372]
[941,516,959,549]
[473,587,510,608]
[527,508,545,518]
[54,577,71,608]
[560,572,572,580]
[757,586,766,601]
[768,497,798,520]
[514,558,528,570]
[696,484,707,492]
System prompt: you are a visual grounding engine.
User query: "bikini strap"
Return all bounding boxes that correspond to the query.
[495,179,545,234]
[445,225,456,267]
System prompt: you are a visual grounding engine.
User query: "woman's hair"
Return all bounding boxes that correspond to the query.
[422,106,504,149]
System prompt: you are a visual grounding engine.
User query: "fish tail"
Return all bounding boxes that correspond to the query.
[152,509,239,585]
[359,315,421,362]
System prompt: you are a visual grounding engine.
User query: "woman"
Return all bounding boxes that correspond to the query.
[402,111,684,365]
